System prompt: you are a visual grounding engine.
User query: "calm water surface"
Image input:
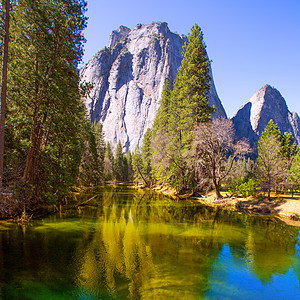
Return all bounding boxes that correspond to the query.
[0,186,300,299]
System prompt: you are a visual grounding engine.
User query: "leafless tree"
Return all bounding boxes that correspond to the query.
[193,118,250,199]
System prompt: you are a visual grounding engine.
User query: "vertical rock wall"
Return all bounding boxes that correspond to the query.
[80,22,226,152]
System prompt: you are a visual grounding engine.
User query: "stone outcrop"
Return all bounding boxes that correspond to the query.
[80,22,226,152]
[232,85,300,148]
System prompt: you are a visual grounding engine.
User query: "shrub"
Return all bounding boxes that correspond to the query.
[228,177,258,197]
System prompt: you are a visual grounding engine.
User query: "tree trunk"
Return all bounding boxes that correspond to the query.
[22,59,54,185]
[267,185,271,201]
[213,178,222,199]
[0,0,10,190]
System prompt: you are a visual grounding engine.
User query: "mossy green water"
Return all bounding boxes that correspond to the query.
[0,186,299,299]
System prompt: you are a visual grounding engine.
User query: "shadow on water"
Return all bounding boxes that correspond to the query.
[0,186,299,299]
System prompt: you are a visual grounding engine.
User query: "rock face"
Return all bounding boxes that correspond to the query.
[232,85,300,148]
[80,22,226,152]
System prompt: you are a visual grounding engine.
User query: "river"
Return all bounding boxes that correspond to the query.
[0,186,299,299]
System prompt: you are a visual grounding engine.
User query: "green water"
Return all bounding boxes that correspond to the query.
[0,186,300,299]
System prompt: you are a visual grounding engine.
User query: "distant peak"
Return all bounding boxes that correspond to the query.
[117,25,131,32]
[260,84,277,93]
[109,26,131,48]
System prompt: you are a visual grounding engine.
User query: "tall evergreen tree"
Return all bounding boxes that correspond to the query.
[103,141,114,181]
[114,141,127,181]
[132,145,148,186]
[5,0,87,201]
[165,24,214,192]
[170,23,215,148]
[141,128,152,183]
[126,150,134,181]
[79,121,105,186]
[151,80,171,184]
[0,0,10,189]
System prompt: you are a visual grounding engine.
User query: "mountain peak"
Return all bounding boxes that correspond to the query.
[109,26,131,48]
[233,85,300,148]
[80,22,226,152]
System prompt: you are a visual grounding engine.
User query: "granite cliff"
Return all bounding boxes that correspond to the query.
[232,85,300,148]
[80,22,226,152]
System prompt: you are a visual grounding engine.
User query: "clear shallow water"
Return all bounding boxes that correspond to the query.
[0,186,300,299]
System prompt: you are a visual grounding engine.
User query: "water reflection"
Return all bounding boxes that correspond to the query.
[0,186,299,299]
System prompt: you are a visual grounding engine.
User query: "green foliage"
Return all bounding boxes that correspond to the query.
[281,132,297,161]
[78,122,105,186]
[150,80,171,185]
[114,141,129,181]
[261,119,281,140]
[141,128,152,182]
[132,145,144,184]
[4,0,88,202]
[146,24,215,192]
[287,150,300,193]
[153,80,171,134]
[228,177,258,197]
[126,150,134,181]
[103,142,114,181]
[256,120,288,200]
[170,24,215,147]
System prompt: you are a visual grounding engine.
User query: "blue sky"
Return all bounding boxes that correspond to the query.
[82,0,300,118]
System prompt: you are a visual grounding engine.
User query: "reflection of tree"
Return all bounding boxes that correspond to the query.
[76,187,300,297]
[1,186,299,299]
[244,221,298,283]
[77,201,155,299]
[218,212,300,284]
[75,189,230,298]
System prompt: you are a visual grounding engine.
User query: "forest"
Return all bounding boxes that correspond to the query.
[1,0,300,219]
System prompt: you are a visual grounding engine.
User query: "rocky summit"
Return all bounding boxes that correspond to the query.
[80,22,226,152]
[232,85,300,148]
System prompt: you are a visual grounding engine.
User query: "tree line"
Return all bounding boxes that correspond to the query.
[124,24,300,200]
[1,1,300,218]
[0,0,103,212]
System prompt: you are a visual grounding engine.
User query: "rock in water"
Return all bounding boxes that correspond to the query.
[232,84,300,148]
[80,22,226,152]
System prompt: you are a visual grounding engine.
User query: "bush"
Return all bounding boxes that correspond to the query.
[228,177,258,197]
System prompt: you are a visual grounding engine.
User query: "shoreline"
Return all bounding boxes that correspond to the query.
[150,185,300,227]
[2,183,300,227]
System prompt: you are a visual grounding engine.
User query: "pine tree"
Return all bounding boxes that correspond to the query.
[153,80,171,134]
[281,132,297,161]
[256,120,287,200]
[141,128,152,183]
[170,23,215,149]
[132,145,148,186]
[104,142,114,181]
[126,150,134,181]
[114,141,126,181]
[5,0,87,201]
[287,150,300,197]
[163,24,215,192]
[151,80,171,184]
[0,0,10,189]
[94,122,105,178]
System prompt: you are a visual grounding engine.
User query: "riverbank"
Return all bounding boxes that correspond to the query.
[150,185,300,227]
